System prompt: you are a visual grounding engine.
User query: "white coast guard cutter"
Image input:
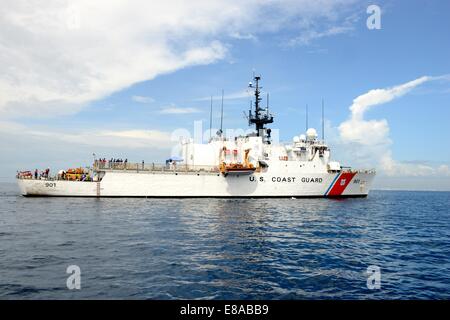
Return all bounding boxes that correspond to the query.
[17,76,375,197]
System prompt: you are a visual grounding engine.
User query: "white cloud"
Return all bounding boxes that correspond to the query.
[437,165,450,176]
[0,120,175,179]
[337,76,449,177]
[0,0,360,119]
[159,106,201,114]
[132,95,155,104]
[289,25,353,46]
[287,7,360,46]
[229,32,258,41]
[379,152,438,177]
[195,89,251,102]
[0,120,173,149]
[349,76,431,120]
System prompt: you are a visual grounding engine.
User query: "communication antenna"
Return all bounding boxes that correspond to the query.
[306,104,309,131]
[248,100,252,126]
[209,95,213,140]
[220,89,224,134]
[266,93,269,115]
[321,98,325,140]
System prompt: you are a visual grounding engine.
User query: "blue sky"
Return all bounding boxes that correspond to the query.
[1,0,449,189]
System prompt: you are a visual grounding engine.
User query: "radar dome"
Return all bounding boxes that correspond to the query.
[306,128,318,140]
[293,136,300,143]
[299,134,306,141]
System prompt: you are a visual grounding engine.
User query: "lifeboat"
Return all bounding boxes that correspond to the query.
[18,171,32,179]
[220,163,256,175]
[219,148,256,175]
[65,167,88,181]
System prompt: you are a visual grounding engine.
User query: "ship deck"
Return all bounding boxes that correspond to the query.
[16,162,375,182]
[94,162,221,175]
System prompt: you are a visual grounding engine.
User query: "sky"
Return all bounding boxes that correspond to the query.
[0,0,449,190]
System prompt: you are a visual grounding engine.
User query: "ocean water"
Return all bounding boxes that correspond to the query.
[0,182,449,299]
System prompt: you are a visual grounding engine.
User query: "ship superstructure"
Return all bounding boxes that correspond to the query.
[17,76,375,197]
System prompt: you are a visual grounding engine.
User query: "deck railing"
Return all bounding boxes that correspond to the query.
[18,162,375,180]
[93,161,220,173]
[17,175,70,181]
[341,168,377,174]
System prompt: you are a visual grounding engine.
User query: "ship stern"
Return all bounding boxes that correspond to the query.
[17,178,31,196]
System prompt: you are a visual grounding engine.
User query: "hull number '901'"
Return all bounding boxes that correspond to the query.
[45,182,56,188]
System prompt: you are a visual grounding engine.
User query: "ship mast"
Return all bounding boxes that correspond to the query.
[248,75,274,141]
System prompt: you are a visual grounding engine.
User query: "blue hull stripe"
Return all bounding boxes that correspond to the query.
[324,173,341,196]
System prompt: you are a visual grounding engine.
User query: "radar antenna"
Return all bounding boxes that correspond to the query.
[248,75,274,139]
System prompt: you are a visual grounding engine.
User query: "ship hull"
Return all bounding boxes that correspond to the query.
[17,170,375,198]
